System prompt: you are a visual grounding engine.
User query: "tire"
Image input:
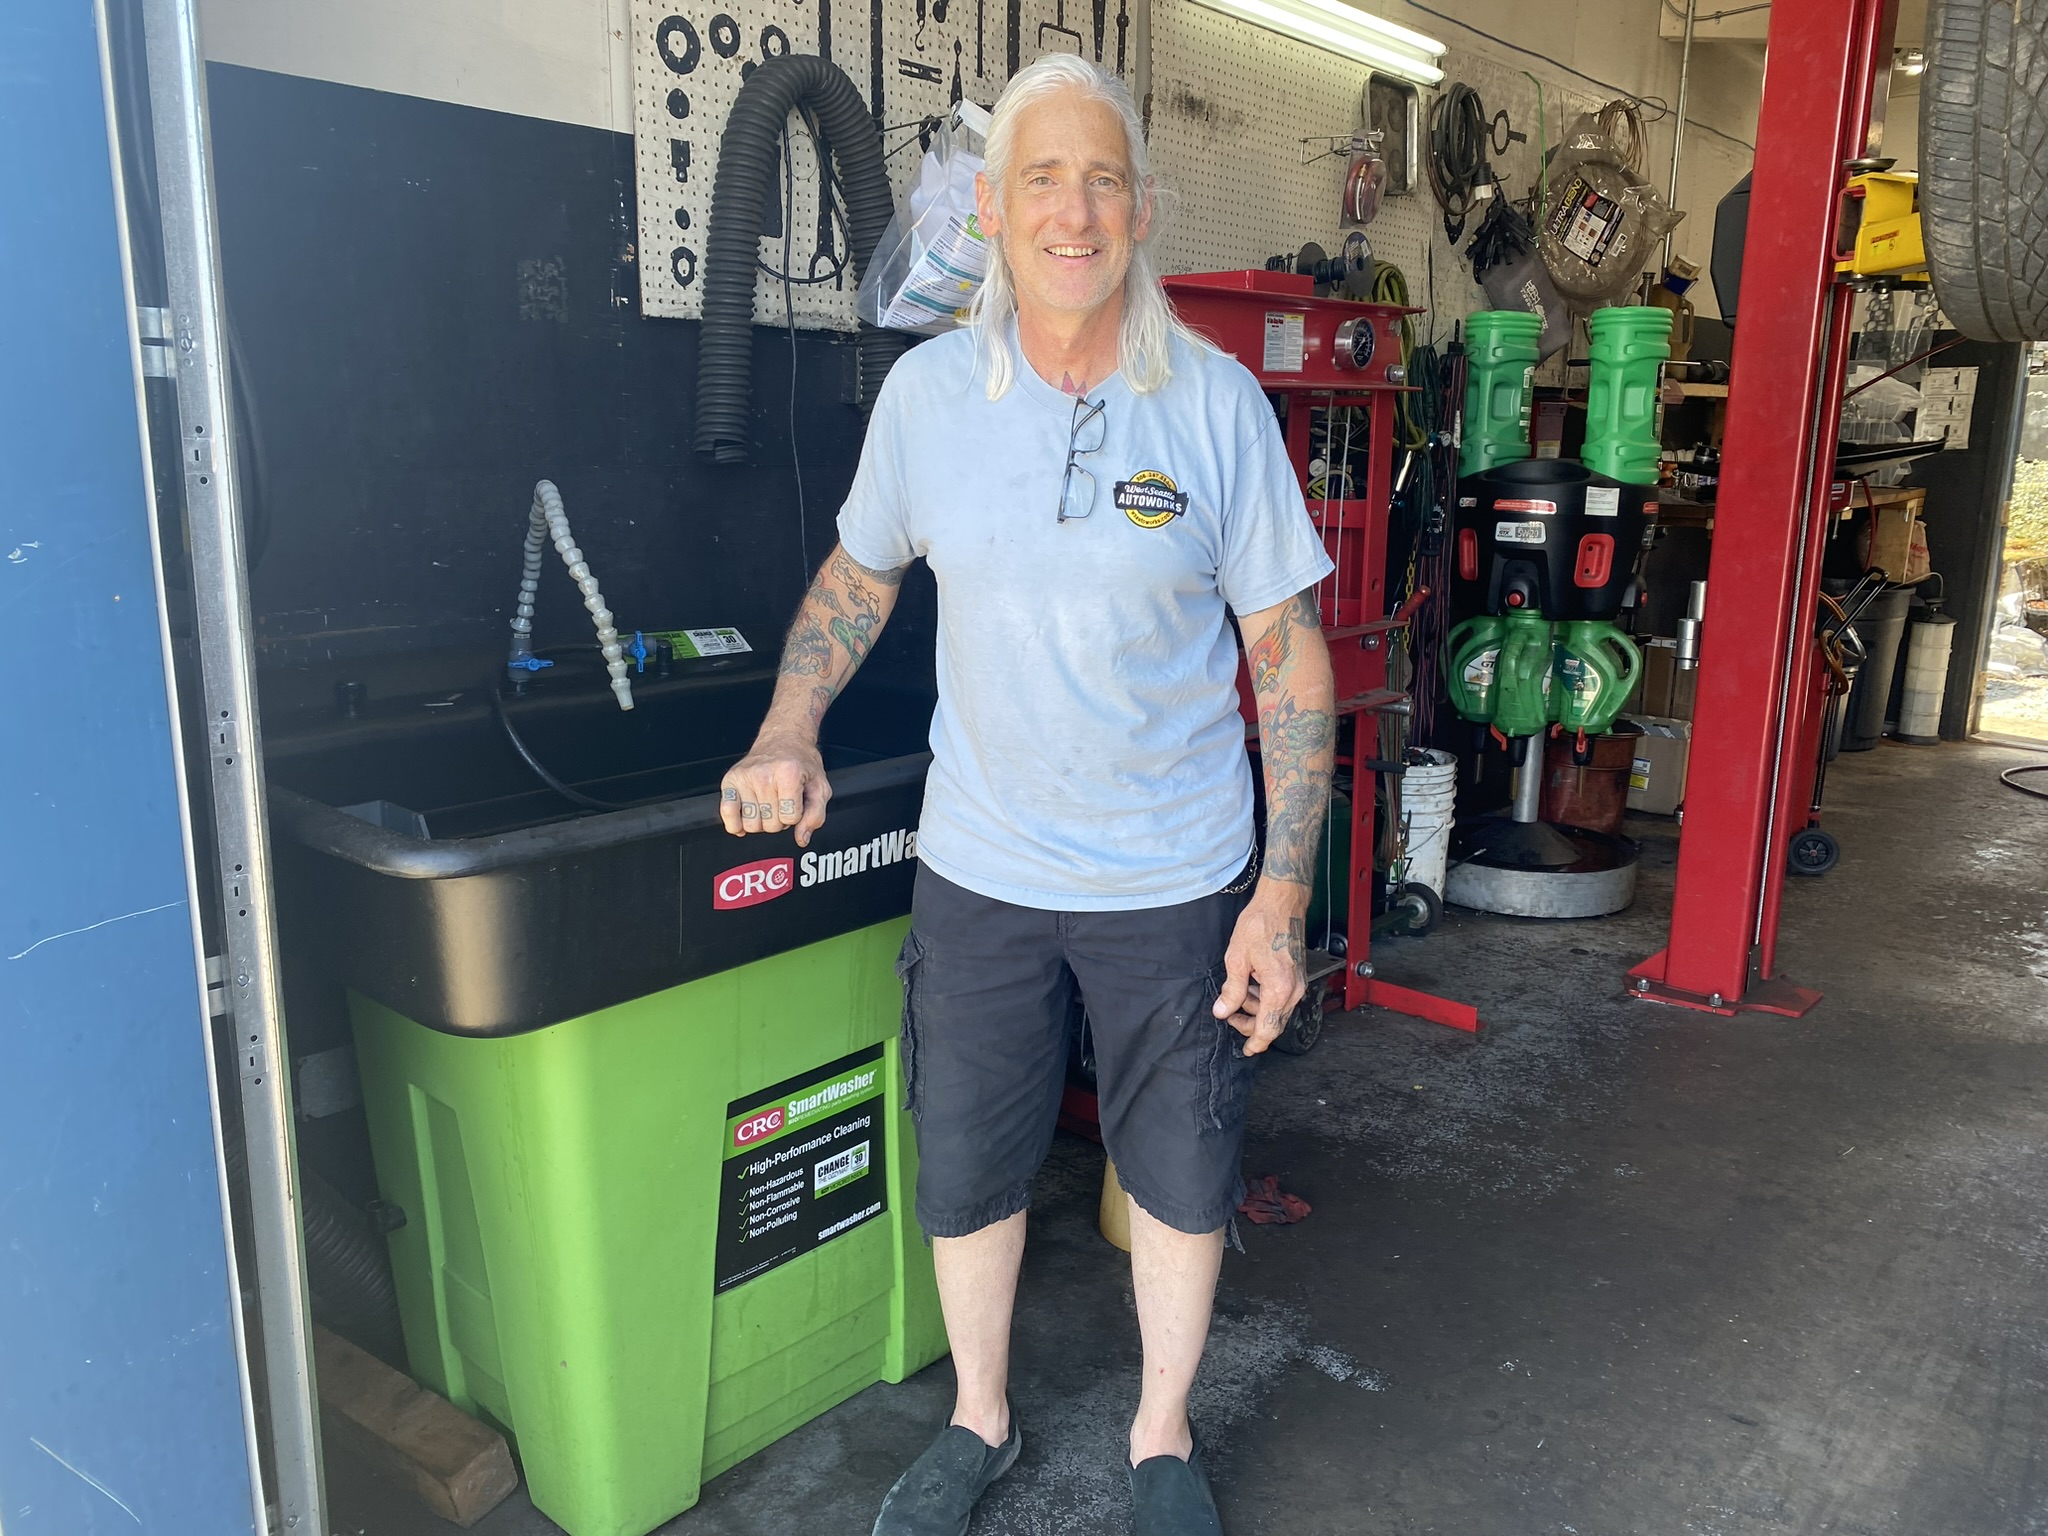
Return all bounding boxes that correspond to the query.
[1271,986,1326,1056]
[1920,0,2048,341]
[1787,827,1840,877]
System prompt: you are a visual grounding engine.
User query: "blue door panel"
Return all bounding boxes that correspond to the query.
[1,4,263,1532]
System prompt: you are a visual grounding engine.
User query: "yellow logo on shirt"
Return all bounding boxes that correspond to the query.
[1115,470,1190,529]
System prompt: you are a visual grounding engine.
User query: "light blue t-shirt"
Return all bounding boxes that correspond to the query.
[837,324,1334,910]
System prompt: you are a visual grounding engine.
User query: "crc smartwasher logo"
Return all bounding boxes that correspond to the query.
[710,827,918,910]
[727,1062,881,1153]
[711,857,793,910]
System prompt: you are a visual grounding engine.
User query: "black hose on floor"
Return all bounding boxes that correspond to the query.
[2001,762,2048,800]
[696,55,908,464]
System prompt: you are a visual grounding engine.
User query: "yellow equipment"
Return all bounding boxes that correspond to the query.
[1835,170,1928,281]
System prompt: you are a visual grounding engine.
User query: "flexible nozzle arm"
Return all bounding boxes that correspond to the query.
[507,480,634,710]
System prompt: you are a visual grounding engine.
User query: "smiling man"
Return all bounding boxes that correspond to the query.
[719,54,1336,1535]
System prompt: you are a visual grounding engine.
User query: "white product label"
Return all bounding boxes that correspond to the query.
[1496,520,1547,545]
[671,626,752,658]
[1917,366,1980,450]
[1555,175,1625,266]
[1463,649,1498,688]
[813,1140,872,1197]
[1584,485,1621,518]
[1630,757,1653,791]
[1263,312,1306,373]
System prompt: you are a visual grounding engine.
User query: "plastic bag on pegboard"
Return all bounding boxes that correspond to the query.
[1466,200,1572,359]
[858,102,993,335]
[1536,112,1684,310]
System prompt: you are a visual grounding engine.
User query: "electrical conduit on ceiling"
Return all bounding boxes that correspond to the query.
[696,54,908,464]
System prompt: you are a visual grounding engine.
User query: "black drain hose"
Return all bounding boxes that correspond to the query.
[696,54,908,464]
[219,1116,407,1367]
[298,1167,408,1367]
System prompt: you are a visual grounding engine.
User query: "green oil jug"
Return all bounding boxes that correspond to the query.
[1459,311,1543,477]
[1553,620,1643,736]
[1491,608,1558,738]
[1446,615,1506,722]
[1582,306,1673,485]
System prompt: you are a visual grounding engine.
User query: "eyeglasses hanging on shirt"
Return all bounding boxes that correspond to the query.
[1058,396,1107,523]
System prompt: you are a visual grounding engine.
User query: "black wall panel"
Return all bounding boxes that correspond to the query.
[205,63,933,695]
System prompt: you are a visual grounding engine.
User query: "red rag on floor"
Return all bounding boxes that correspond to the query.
[1237,1174,1311,1225]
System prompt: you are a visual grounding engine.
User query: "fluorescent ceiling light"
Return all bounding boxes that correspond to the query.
[1184,0,1447,83]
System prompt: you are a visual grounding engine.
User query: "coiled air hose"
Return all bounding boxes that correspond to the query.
[1372,262,1426,451]
[696,55,907,464]
[1426,82,1494,244]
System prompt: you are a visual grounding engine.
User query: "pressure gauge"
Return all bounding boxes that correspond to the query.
[1334,317,1376,370]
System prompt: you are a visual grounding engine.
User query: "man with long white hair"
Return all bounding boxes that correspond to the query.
[721,53,1336,1534]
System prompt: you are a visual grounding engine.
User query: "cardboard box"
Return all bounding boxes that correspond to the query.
[1622,714,1692,815]
[1850,487,1929,584]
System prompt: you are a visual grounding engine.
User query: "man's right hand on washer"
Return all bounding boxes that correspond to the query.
[718,542,907,846]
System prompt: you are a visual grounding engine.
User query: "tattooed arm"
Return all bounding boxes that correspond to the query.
[719,543,908,843]
[1213,589,1336,1056]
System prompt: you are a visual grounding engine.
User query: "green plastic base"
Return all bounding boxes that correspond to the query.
[350,919,947,1536]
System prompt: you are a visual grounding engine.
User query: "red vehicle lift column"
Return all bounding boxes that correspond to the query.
[1632,0,1899,1015]
[1166,272,1478,1034]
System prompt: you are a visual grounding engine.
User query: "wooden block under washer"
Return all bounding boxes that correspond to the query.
[314,1325,519,1528]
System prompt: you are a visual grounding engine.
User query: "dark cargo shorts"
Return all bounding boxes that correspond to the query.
[894,858,1259,1239]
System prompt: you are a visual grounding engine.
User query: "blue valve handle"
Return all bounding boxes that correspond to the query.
[506,655,556,673]
[628,630,651,673]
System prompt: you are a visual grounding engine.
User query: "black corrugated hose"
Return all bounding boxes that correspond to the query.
[219,1111,408,1365]
[696,55,907,464]
[298,1167,409,1366]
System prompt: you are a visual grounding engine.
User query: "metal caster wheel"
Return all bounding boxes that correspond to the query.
[1787,827,1840,877]
[1271,985,1326,1056]
[1384,881,1444,936]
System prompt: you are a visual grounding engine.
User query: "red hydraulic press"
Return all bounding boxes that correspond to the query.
[1165,270,1477,1034]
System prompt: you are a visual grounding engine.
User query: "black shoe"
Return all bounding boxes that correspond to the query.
[1130,1430,1224,1536]
[871,1415,1022,1536]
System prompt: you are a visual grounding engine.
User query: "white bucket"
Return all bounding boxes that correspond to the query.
[1896,615,1955,744]
[1400,749,1460,899]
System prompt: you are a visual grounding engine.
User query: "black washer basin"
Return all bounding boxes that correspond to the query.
[267,661,933,1036]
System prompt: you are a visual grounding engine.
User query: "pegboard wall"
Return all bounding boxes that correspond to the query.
[630,0,1141,324]
[1147,0,1618,358]
[633,0,1707,343]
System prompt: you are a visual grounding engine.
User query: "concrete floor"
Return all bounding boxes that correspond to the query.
[330,740,2048,1536]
